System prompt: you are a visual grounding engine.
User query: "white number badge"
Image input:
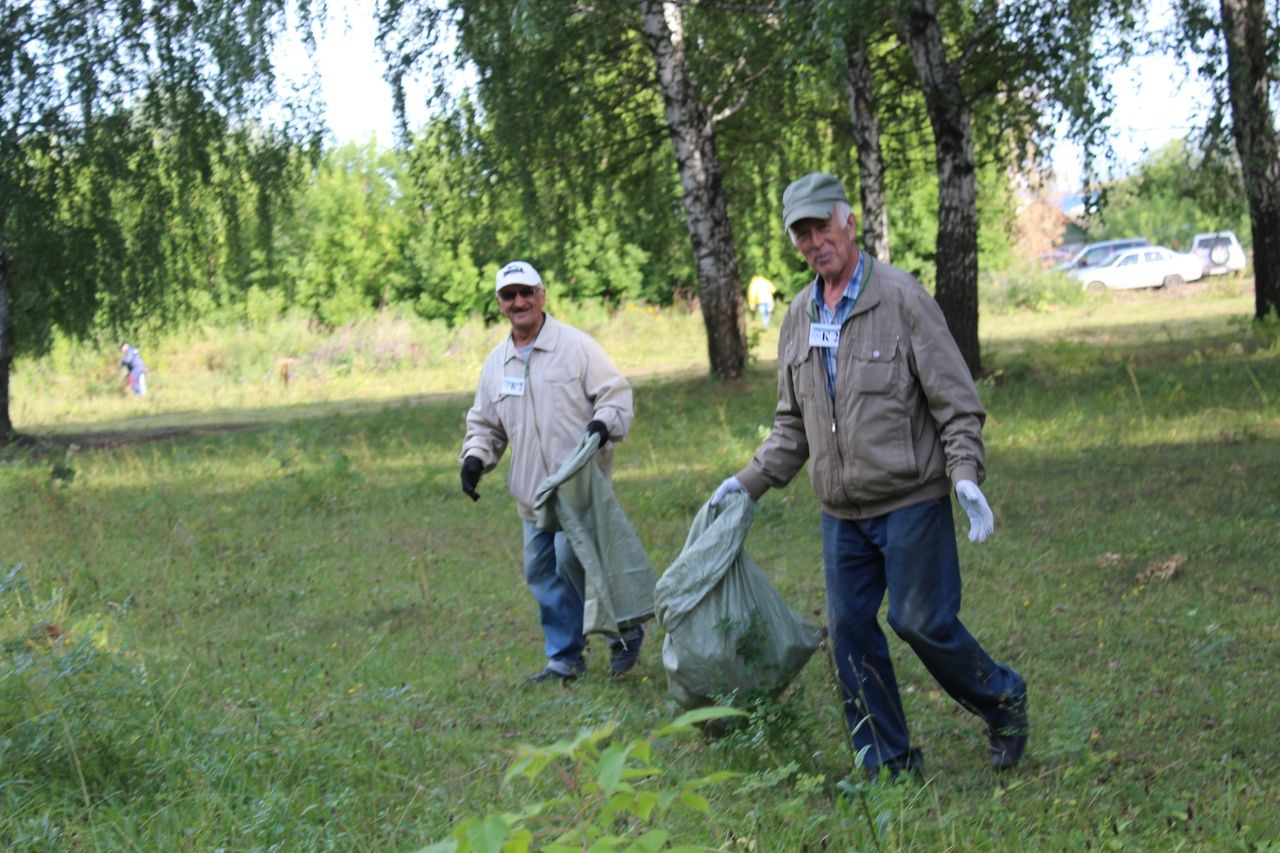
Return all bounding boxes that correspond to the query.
[500,375,527,397]
[809,322,841,349]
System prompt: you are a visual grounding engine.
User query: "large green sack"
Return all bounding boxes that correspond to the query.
[532,433,656,637]
[655,492,822,709]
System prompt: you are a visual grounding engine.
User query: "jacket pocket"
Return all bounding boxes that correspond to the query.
[845,338,898,395]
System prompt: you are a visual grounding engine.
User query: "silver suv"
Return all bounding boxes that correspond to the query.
[1055,238,1151,271]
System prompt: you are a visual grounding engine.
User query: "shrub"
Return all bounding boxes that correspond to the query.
[420,707,746,852]
[0,564,157,810]
[981,260,1086,314]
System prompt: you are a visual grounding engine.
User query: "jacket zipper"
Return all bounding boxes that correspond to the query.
[825,330,857,512]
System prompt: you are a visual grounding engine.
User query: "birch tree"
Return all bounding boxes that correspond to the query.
[888,0,1137,376]
[382,0,797,379]
[639,0,745,378]
[844,28,894,263]
[1173,0,1280,321]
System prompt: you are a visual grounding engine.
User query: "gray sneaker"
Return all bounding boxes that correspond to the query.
[524,663,581,685]
[608,624,645,678]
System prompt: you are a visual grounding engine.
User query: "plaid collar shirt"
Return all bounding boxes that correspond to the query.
[811,251,867,399]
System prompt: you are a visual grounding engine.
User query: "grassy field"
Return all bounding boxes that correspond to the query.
[3,280,1278,850]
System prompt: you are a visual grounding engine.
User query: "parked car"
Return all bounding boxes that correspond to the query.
[1068,245,1205,292]
[1054,237,1151,271]
[1190,231,1247,276]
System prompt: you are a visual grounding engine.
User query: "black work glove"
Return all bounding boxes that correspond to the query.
[586,419,609,446]
[460,456,483,502]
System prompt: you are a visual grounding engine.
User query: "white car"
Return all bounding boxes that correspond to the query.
[1069,245,1205,292]
[1190,231,1247,276]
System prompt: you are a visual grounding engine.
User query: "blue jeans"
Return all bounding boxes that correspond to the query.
[522,521,587,674]
[822,497,1025,772]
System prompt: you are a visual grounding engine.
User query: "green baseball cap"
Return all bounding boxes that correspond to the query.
[782,172,849,231]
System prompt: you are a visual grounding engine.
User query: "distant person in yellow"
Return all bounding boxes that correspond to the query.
[747,274,777,327]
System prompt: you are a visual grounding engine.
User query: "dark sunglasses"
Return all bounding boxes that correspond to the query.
[498,286,539,302]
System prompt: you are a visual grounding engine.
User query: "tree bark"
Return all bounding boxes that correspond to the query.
[1220,0,1280,321]
[902,0,982,377]
[845,35,891,263]
[0,242,12,443]
[639,0,746,380]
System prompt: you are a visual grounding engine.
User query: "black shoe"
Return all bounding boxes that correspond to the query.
[524,664,580,685]
[989,693,1029,771]
[608,624,645,678]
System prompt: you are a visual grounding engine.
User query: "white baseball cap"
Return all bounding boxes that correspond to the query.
[495,260,543,292]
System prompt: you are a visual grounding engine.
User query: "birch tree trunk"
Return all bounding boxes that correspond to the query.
[1220,0,1280,322]
[639,0,746,380]
[845,36,891,263]
[902,0,982,377]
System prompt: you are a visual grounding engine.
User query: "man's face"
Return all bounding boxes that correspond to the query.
[497,284,546,337]
[789,211,858,284]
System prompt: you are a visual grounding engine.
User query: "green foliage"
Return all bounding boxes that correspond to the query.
[713,610,770,675]
[0,564,154,808]
[1083,141,1251,248]
[707,690,822,768]
[1,3,322,344]
[421,708,746,853]
[280,142,413,327]
[981,259,1087,314]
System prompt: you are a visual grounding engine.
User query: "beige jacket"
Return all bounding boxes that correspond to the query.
[736,258,985,519]
[462,314,633,521]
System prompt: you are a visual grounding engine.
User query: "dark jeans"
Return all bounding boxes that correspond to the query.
[822,496,1025,772]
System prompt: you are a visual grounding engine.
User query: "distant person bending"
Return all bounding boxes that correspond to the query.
[710,172,1028,779]
[459,260,644,684]
[119,343,148,396]
[747,274,778,328]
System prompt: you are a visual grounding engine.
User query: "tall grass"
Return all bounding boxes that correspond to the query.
[2,280,1277,849]
[11,301,767,436]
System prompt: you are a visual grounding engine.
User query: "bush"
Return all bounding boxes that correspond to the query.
[981,260,1085,314]
[0,564,157,811]
[420,707,746,852]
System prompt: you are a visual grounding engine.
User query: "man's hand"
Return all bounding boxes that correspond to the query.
[710,476,748,506]
[956,480,994,542]
[460,456,483,502]
[586,420,609,445]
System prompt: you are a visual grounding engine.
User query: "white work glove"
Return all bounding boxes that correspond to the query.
[710,476,749,506]
[955,480,994,543]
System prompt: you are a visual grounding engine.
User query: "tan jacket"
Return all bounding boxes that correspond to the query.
[462,314,633,521]
[736,258,985,519]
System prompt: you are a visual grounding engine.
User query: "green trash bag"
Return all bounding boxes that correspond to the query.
[655,492,822,710]
[532,433,656,638]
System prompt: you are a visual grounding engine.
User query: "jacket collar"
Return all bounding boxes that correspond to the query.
[804,259,881,318]
[506,313,560,361]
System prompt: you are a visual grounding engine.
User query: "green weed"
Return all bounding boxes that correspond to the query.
[420,707,746,852]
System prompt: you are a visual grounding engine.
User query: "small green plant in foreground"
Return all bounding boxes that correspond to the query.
[420,707,746,852]
[0,564,150,810]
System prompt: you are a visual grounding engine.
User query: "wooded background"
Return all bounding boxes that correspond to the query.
[2,0,1275,439]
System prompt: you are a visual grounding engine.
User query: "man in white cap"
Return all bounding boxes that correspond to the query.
[710,173,1028,777]
[459,260,643,683]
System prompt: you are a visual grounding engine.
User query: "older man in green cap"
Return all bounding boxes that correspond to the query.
[710,172,1028,779]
